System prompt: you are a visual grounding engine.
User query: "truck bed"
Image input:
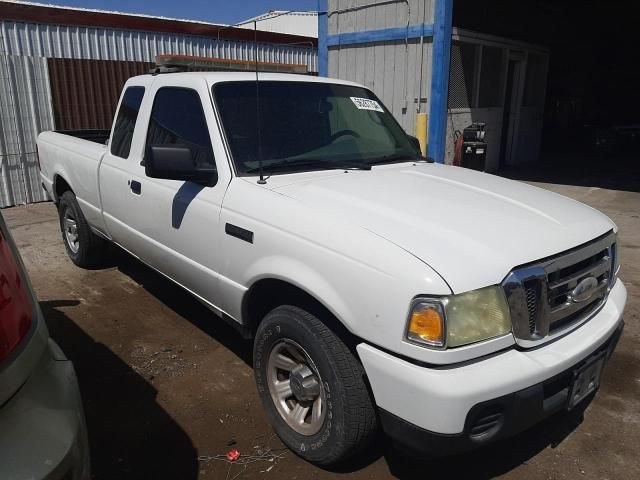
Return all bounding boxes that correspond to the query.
[54,129,110,145]
[37,130,109,233]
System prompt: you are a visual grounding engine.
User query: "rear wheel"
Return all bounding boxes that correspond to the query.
[254,305,377,466]
[58,191,107,268]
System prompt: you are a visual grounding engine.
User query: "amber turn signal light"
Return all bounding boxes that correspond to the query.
[406,302,445,347]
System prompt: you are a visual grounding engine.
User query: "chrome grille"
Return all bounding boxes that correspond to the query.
[525,285,538,334]
[503,231,616,348]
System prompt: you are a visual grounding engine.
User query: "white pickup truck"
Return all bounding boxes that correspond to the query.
[38,72,626,465]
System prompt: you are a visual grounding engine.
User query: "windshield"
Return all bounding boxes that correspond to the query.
[213,81,421,175]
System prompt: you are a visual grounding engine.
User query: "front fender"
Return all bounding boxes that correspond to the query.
[218,179,453,362]
[242,255,355,333]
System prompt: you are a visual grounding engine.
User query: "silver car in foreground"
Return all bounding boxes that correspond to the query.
[0,211,89,479]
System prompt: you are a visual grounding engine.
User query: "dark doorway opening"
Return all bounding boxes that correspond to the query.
[454,0,640,191]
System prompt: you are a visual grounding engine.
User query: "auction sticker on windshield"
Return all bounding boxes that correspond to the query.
[350,97,384,112]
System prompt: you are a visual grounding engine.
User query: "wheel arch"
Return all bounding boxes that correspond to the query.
[53,174,73,202]
[242,277,360,349]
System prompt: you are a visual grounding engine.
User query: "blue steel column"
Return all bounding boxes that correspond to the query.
[318,0,329,76]
[428,0,453,163]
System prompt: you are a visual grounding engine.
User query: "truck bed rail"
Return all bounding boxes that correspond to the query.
[54,129,110,145]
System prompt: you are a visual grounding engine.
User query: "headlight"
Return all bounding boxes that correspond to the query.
[405,286,511,349]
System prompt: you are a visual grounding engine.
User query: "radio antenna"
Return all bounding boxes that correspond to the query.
[254,20,266,185]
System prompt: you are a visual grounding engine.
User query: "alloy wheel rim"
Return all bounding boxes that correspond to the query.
[63,209,80,254]
[267,339,326,436]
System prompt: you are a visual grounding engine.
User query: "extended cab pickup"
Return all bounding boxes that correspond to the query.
[38,72,626,464]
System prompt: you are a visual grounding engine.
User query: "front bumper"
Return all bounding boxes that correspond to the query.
[379,321,623,455]
[358,280,626,454]
[0,339,90,480]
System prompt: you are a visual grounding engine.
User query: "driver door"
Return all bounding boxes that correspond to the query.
[103,75,231,309]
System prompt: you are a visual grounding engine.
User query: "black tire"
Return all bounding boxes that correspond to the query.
[254,305,377,466]
[58,190,107,268]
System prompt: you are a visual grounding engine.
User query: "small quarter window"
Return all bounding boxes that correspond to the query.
[110,86,145,159]
[145,87,215,169]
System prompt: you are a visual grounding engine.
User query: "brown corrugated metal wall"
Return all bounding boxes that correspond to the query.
[47,58,153,130]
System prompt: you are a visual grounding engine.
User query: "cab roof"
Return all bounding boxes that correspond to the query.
[128,71,364,89]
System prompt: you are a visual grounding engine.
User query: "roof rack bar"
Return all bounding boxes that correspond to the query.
[150,54,308,74]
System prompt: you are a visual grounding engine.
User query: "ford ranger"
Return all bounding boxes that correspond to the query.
[37,72,626,465]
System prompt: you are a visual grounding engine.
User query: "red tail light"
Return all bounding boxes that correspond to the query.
[0,227,33,361]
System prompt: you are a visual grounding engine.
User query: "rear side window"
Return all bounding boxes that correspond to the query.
[110,86,145,158]
[145,87,215,169]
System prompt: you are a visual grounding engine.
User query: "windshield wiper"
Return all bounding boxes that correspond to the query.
[367,153,434,165]
[245,158,371,174]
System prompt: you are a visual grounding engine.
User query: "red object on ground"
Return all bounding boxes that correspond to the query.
[226,448,241,462]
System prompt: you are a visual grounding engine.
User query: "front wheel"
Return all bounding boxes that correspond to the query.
[253,305,377,466]
[58,191,107,268]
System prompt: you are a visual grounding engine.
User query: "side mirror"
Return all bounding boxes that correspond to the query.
[145,145,217,186]
[407,135,423,156]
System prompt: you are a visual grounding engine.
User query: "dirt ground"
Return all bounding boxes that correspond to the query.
[3,181,639,480]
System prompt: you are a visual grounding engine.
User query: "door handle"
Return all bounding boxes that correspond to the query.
[129,180,142,195]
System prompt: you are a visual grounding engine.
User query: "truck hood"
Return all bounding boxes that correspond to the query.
[269,163,615,293]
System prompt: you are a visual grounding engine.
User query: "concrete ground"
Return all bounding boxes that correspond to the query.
[3,181,639,480]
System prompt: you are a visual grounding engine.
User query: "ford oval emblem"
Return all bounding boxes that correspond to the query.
[569,276,599,303]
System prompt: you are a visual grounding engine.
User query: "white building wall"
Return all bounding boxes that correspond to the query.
[237,11,318,38]
[0,55,54,206]
[0,20,317,70]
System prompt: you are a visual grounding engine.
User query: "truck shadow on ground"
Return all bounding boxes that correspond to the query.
[40,300,199,480]
[110,248,254,366]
